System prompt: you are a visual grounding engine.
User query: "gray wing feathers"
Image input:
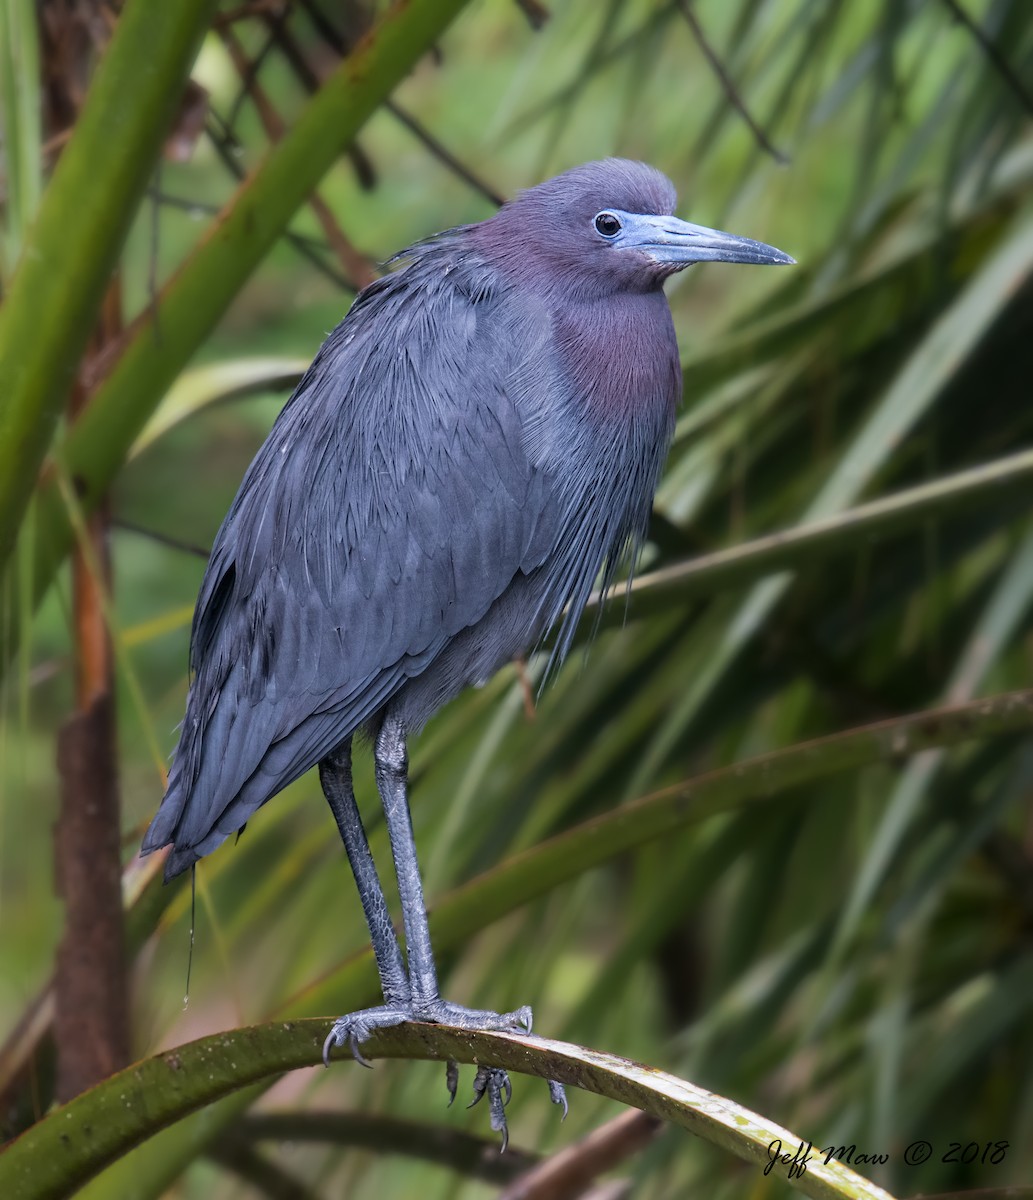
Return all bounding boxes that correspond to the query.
[146,252,557,872]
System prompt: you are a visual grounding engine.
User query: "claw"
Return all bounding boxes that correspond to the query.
[321,1027,337,1068]
[445,1059,459,1107]
[549,1078,568,1119]
[322,1020,374,1069]
[488,1078,510,1153]
[468,1064,489,1108]
[349,1030,373,1069]
[467,1065,512,1151]
[323,1005,414,1072]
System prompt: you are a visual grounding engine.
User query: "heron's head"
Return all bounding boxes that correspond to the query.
[481,158,794,296]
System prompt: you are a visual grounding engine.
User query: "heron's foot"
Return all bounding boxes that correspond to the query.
[321,998,530,1069]
[322,1003,412,1068]
[409,999,567,1151]
[323,998,568,1150]
[457,1062,567,1153]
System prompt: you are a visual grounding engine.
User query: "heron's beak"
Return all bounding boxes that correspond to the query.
[619,212,795,268]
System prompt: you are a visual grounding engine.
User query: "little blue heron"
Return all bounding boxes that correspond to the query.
[143,159,793,1143]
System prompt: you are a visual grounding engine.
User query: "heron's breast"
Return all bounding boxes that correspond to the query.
[553,291,681,426]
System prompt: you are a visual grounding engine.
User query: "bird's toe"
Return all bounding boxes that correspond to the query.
[322,1004,413,1068]
[468,1065,513,1152]
[420,998,533,1034]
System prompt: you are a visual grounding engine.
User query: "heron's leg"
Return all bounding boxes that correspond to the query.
[372,714,567,1135]
[324,719,568,1140]
[320,744,409,1004]
[319,743,413,1065]
[375,714,527,1025]
[372,715,439,1006]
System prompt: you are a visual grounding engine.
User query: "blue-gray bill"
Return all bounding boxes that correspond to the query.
[599,209,795,267]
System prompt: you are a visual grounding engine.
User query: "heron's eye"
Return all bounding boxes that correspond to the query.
[594,212,622,238]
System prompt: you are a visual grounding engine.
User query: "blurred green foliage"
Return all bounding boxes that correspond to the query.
[2,0,1033,1196]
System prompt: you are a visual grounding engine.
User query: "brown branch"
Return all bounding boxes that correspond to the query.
[55,282,129,1104]
[514,656,538,721]
[0,850,168,1143]
[144,186,342,263]
[112,517,210,560]
[200,115,355,292]
[209,1138,316,1200]
[230,1109,538,1182]
[80,109,356,392]
[53,694,130,1103]
[291,0,506,206]
[512,0,549,30]
[676,0,789,165]
[250,3,378,189]
[498,1110,662,1200]
[388,101,507,207]
[214,0,291,28]
[219,24,378,289]
[164,79,209,163]
[225,17,283,133]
